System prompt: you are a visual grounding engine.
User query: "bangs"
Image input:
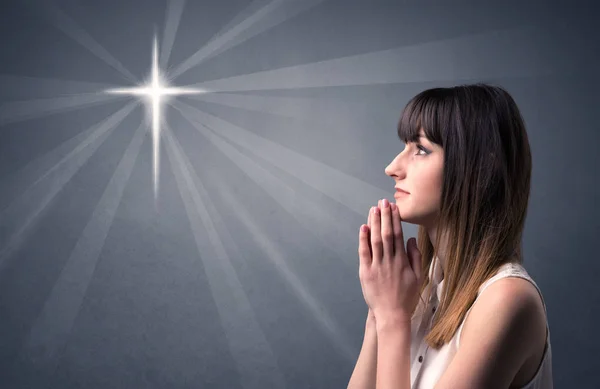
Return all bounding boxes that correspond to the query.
[397,88,453,146]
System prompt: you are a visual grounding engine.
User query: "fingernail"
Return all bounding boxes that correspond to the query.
[391,203,396,211]
[382,199,389,208]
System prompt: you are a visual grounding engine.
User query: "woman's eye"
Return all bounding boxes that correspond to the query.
[416,145,429,155]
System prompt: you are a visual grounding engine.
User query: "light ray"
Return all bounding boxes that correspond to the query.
[182,92,388,163]
[19,120,146,376]
[0,102,137,269]
[163,125,287,386]
[24,0,138,83]
[0,93,128,127]
[171,100,393,221]
[169,100,385,268]
[209,0,274,39]
[0,75,117,100]
[0,104,130,212]
[160,0,187,68]
[185,91,372,123]
[169,0,325,79]
[174,97,420,259]
[104,36,205,203]
[184,26,554,92]
[152,38,161,201]
[169,110,358,361]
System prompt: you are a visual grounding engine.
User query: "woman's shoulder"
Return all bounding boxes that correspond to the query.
[435,275,548,388]
[469,272,547,336]
[471,261,547,352]
[457,274,548,385]
[476,261,540,295]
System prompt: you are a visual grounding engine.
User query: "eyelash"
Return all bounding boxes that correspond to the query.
[401,142,430,156]
[415,145,429,156]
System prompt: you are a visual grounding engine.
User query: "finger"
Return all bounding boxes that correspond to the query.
[358,224,372,268]
[407,237,423,281]
[391,202,404,259]
[370,204,382,264]
[380,199,394,261]
[392,202,406,258]
[367,207,372,258]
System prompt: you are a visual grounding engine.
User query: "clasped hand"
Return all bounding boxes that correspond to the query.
[358,199,424,326]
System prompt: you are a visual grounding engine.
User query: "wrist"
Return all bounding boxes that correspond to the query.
[363,320,378,346]
[375,313,412,334]
[365,319,377,335]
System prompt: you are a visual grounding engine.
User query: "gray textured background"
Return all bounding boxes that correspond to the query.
[0,0,598,388]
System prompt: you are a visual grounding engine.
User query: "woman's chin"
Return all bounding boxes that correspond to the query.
[395,207,426,226]
[395,207,413,223]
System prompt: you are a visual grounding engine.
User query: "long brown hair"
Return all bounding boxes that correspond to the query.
[397,83,532,349]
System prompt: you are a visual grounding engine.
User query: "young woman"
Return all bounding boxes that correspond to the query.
[347,84,553,389]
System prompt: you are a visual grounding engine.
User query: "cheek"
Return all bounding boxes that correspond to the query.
[415,164,443,203]
[424,177,443,198]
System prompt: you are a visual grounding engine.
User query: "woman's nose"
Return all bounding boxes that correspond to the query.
[385,154,405,177]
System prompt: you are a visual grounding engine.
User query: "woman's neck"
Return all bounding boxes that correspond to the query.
[426,225,447,280]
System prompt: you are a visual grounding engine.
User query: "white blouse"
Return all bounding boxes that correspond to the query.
[409,259,553,388]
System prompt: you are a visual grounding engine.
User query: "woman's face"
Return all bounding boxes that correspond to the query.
[384,129,444,229]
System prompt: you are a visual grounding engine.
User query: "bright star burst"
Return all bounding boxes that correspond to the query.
[105,36,205,202]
